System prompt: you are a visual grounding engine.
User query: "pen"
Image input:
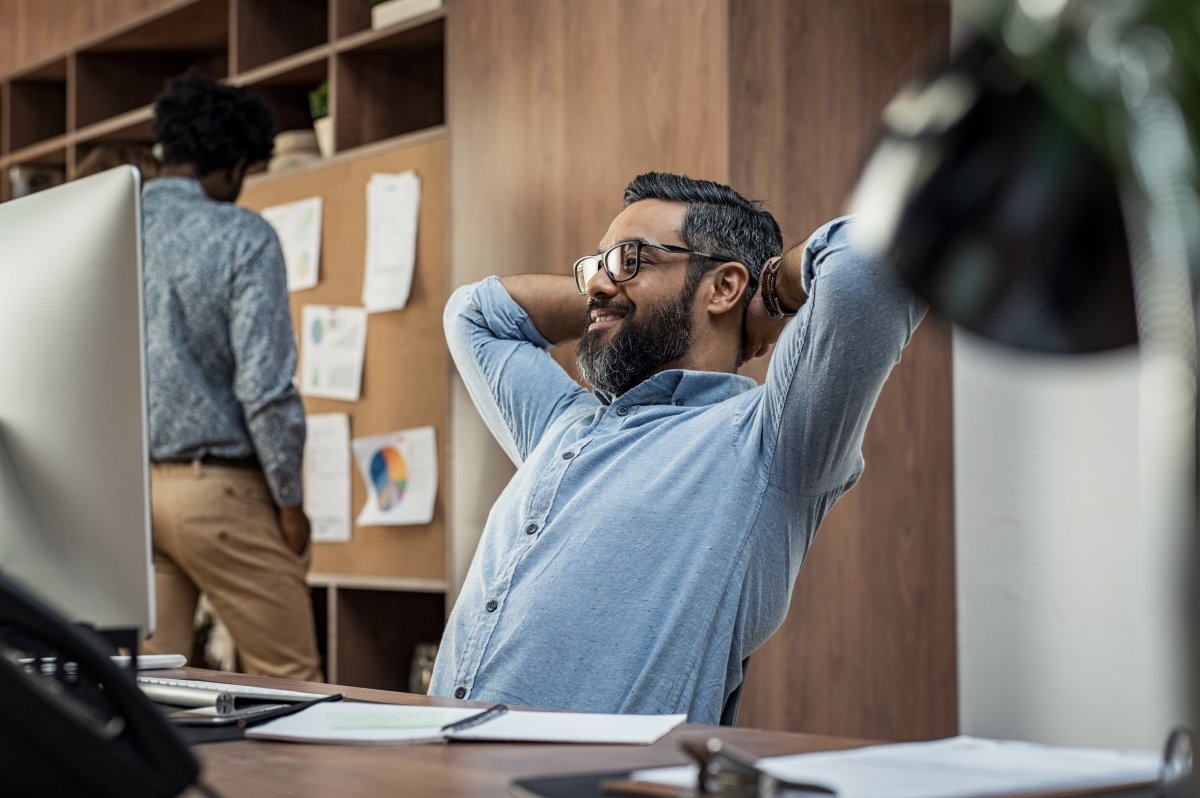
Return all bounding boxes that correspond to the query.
[236,692,344,729]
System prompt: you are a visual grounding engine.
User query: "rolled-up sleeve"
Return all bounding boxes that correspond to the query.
[445,277,595,465]
[760,217,927,497]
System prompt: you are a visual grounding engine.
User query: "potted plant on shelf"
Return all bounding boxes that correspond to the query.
[309,80,333,158]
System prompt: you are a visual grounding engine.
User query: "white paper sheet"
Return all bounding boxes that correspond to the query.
[299,305,367,402]
[351,426,437,526]
[303,413,352,543]
[244,701,685,746]
[261,196,322,292]
[362,171,420,313]
[630,736,1161,798]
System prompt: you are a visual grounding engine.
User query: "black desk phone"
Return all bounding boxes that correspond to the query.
[0,571,199,797]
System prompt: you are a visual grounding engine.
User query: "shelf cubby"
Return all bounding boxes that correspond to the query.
[333,17,444,152]
[234,0,328,73]
[233,50,329,136]
[7,59,68,153]
[332,0,379,39]
[332,588,444,691]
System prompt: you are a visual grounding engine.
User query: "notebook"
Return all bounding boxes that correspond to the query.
[244,701,686,746]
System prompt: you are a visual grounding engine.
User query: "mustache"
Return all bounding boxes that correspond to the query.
[586,297,635,315]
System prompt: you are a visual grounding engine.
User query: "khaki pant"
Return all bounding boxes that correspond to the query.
[142,461,322,682]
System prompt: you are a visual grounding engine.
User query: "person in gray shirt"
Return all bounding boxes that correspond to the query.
[432,173,924,722]
[139,71,320,681]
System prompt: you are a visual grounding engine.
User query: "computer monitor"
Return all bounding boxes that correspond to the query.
[0,165,153,640]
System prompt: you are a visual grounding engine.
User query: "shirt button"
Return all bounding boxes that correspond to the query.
[616,406,628,417]
[485,599,498,612]
[674,399,684,406]
[525,523,538,535]
[454,687,467,699]
[561,451,575,460]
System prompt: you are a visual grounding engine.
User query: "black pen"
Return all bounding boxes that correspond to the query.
[237,692,344,729]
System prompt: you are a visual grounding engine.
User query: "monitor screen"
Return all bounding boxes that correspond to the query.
[0,166,153,637]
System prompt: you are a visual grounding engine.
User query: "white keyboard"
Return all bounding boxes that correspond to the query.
[137,675,328,702]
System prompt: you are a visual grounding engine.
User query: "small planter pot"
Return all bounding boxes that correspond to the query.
[313,116,334,158]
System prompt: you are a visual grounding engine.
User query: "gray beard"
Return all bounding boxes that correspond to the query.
[577,290,694,397]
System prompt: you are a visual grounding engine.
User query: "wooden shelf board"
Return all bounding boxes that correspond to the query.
[230,45,329,88]
[308,573,447,594]
[334,11,445,54]
[244,125,446,188]
[4,56,68,83]
[0,136,69,168]
[80,0,229,55]
[73,104,155,144]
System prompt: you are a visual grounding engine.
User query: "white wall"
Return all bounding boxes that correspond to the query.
[954,330,1189,749]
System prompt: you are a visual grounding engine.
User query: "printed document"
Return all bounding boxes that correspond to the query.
[351,426,437,526]
[630,735,1160,798]
[299,305,367,402]
[303,413,352,543]
[362,171,420,313]
[261,196,322,292]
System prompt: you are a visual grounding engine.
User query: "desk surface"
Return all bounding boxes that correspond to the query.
[170,669,871,798]
[173,670,1158,798]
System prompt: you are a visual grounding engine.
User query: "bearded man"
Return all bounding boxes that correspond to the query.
[429,172,925,723]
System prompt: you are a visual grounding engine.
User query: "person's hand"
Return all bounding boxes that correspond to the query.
[740,257,791,366]
[277,504,312,557]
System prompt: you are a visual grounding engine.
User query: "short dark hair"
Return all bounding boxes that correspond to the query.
[152,70,275,176]
[623,172,783,305]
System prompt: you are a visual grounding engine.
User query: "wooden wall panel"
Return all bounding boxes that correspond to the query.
[0,0,173,76]
[729,0,954,740]
[446,0,731,605]
[449,0,955,742]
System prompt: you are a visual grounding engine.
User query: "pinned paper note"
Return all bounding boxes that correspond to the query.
[299,305,367,402]
[351,426,437,526]
[303,413,352,543]
[362,171,420,313]
[261,196,322,292]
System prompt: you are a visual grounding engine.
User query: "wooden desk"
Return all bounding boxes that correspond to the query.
[172,669,872,798]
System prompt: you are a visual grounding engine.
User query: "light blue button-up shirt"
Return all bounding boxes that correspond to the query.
[431,217,925,723]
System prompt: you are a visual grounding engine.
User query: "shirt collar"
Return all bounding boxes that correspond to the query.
[143,176,206,198]
[595,369,756,408]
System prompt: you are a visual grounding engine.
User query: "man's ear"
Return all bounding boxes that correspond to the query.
[704,262,750,317]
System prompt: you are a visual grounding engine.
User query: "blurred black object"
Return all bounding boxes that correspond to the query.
[853,0,1199,354]
[855,36,1137,353]
[852,1,1198,793]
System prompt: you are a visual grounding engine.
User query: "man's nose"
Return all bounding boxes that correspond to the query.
[586,265,619,299]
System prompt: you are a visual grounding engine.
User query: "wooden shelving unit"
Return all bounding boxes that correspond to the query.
[0,0,449,693]
[0,0,446,190]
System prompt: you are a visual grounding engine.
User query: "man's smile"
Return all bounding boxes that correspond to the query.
[587,302,631,332]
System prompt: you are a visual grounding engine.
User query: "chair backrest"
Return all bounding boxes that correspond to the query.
[719,657,750,727]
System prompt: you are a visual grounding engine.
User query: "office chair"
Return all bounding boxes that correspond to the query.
[719,657,750,727]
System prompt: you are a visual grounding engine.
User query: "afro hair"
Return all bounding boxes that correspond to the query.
[152,69,275,176]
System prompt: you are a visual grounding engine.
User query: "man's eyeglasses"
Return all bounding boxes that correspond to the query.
[573,240,728,294]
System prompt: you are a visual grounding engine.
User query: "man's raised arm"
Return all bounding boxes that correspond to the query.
[497,274,588,346]
[445,275,595,466]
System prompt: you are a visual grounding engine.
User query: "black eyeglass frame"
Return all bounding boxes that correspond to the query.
[572,240,729,294]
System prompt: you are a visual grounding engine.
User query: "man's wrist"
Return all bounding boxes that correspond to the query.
[760,255,804,319]
[769,248,808,316]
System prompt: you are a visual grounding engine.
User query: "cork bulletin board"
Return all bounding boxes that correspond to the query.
[239,131,447,581]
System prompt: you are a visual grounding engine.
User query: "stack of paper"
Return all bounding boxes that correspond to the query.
[629,736,1161,798]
